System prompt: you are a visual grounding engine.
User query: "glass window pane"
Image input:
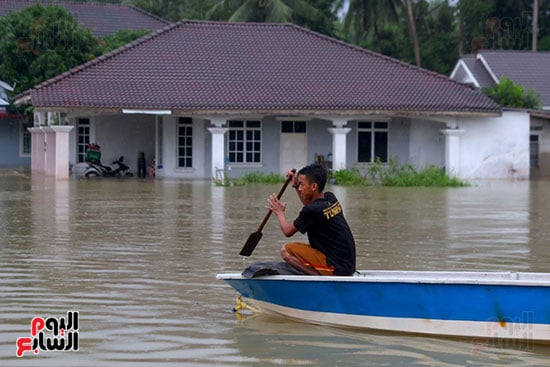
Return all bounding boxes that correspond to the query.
[281,121,293,133]
[358,122,371,129]
[358,131,372,162]
[229,120,243,128]
[374,131,388,162]
[375,122,388,129]
[247,120,260,128]
[295,121,306,133]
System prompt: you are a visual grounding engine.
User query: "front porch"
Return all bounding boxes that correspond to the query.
[28,108,521,181]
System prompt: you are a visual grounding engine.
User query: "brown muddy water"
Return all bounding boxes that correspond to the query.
[0,169,549,366]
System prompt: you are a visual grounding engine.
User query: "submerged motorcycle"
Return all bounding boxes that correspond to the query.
[83,156,133,177]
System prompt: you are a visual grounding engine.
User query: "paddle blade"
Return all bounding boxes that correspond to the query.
[239,231,263,257]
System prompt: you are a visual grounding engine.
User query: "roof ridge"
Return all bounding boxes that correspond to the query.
[284,22,481,91]
[477,49,550,54]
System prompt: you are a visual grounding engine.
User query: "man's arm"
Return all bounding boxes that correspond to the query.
[267,193,298,237]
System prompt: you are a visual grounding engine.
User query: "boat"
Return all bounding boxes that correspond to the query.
[217,270,550,343]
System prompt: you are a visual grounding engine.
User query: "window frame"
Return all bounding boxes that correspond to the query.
[357,121,389,164]
[177,117,193,169]
[77,118,91,163]
[227,120,262,165]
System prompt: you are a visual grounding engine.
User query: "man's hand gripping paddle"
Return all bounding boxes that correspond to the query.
[239,169,295,257]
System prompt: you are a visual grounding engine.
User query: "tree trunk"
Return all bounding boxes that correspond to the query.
[406,0,421,67]
[532,0,539,51]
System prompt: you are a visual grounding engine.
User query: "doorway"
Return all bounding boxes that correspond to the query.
[279,120,307,174]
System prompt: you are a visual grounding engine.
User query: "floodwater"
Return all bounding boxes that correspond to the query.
[0,169,549,366]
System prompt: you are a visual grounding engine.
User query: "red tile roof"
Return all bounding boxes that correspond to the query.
[26,21,500,115]
[0,0,170,38]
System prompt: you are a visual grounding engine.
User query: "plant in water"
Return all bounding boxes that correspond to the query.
[213,171,284,186]
[332,167,364,186]
[331,157,467,187]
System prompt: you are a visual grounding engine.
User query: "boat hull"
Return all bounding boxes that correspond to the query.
[217,271,550,343]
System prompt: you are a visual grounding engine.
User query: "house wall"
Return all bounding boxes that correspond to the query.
[69,114,156,175]
[530,116,550,177]
[408,118,446,169]
[72,111,529,181]
[308,119,333,164]
[160,116,207,179]
[389,118,411,164]
[457,110,530,179]
[0,118,30,168]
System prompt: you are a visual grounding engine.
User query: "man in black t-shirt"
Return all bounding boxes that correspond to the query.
[267,164,356,276]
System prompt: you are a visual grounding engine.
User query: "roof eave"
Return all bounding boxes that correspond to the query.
[31,106,501,118]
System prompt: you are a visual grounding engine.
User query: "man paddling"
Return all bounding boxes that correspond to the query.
[267,164,356,276]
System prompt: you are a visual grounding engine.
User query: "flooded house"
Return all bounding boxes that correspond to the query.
[16,21,531,181]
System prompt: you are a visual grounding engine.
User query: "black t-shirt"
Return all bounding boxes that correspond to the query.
[293,192,356,276]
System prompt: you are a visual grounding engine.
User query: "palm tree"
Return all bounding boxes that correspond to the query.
[206,0,326,25]
[532,0,539,51]
[334,0,403,45]
[336,0,422,66]
[405,0,421,66]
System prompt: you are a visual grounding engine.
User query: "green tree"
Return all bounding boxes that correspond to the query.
[0,4,99,94]
[456,0,546,53]
[125,0,218,21]
[482,76,541,109]
[98,28,152,53]
[335,0,402,46]
[416,0,459,74]
[206,0,332,34]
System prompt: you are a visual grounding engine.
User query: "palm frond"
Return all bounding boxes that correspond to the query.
[264,0,293,23]
[228,0,261,22]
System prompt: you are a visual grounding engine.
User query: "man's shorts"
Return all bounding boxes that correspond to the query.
[283,242,334,275]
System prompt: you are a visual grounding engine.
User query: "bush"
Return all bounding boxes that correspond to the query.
[482,76,541,109]
[331,157,468,187]
[213,171,284,186]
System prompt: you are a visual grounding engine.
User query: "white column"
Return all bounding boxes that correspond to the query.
[441,129,464,177]
[327,123,351,171]
[28,125,73,179]
[207,118,228,180]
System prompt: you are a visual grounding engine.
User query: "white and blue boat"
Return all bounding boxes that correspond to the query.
[217,270,550,342]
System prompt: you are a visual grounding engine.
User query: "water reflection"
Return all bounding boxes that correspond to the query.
[0,170,549,366]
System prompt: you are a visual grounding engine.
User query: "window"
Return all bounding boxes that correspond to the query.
[77,118,90,163]
[228,120,261,163]
[20,121,31,156]
[357,121,388,163]
[178,117,193,168]
[281,120,306,133]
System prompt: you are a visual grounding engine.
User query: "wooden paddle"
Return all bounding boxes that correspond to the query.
[239,170,295,257]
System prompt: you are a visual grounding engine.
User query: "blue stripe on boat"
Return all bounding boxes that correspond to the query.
[223,278,549,325]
